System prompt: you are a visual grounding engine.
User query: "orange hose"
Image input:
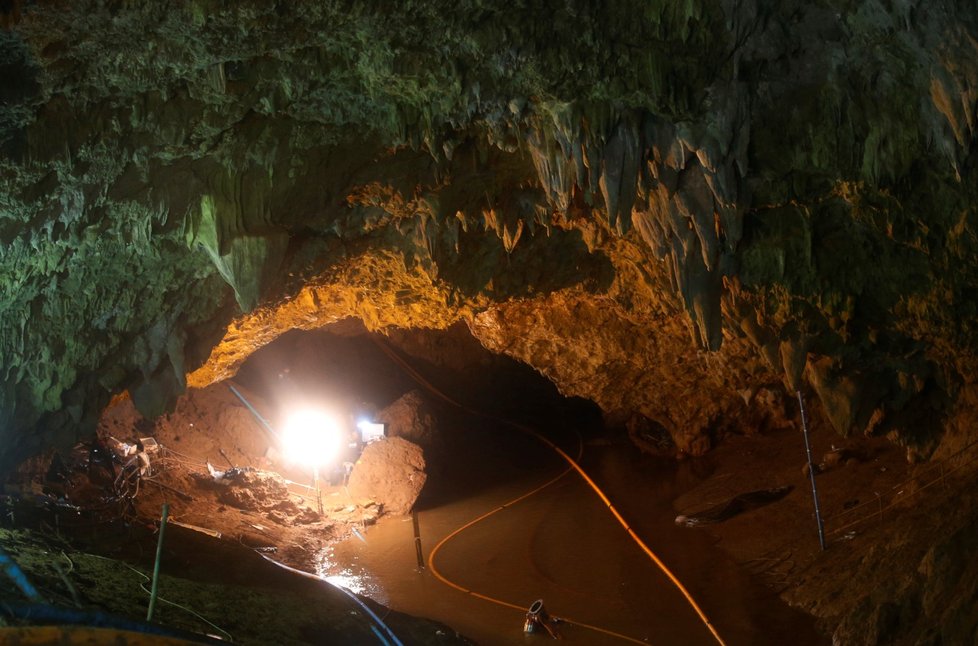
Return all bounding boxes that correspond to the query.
[517,424,726,646]
[425,450,649,644]
[374,337,726,646]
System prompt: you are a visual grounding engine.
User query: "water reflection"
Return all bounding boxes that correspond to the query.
[315,545,387,603]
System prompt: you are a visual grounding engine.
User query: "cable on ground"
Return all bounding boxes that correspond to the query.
[374,337,727,646]
[254,551,404,646]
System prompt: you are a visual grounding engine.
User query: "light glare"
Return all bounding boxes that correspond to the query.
[281,408,342,468]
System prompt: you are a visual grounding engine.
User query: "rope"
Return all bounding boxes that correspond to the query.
[373,337,726,646]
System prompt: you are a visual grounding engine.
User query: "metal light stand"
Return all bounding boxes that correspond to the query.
[314,467,324,516]
[797,390,826,551]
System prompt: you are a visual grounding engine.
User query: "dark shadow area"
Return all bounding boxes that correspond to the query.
[0,28,40,159]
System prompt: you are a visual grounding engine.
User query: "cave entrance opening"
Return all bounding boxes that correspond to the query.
[221,317,606,513]
[4,319,829,644]
[87,316,608,578]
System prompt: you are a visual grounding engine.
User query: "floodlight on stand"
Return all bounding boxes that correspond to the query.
[281,409,343,468]
[281,408,342,516]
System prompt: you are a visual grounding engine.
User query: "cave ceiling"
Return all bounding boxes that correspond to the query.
[2,1,978,474]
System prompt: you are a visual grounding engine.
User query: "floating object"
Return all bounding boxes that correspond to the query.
[352,527,367,543]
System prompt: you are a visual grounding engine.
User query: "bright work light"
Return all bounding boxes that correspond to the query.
[281,408,343,468]
[356,418,386,443]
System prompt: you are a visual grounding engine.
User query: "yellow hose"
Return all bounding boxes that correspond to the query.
[425,464,650,644]
[374,338,726,646]
[514,422,726,646]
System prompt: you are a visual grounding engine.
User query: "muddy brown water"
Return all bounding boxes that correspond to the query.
[320,412,828,646]
[232,330,827,644]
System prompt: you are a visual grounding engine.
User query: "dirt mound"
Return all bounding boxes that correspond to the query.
[73,381,388,573]
[191,467,291,512]
[348,437,426,515]
[99,384,274,470]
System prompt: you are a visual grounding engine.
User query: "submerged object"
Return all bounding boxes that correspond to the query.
[676,485,794,526]
[523,599,560,638]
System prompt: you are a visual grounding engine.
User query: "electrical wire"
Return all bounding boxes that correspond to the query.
[374,337,727,646]
[253,552,404,646]
[425,448,650,645]
[123,564,234,643]
[83,554,233,643]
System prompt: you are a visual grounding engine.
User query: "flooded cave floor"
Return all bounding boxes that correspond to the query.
[6,416,973,645]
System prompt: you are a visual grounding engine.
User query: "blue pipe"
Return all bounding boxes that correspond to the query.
[228,384,279,442]
[370,624,393,646]
[0,546,43,602]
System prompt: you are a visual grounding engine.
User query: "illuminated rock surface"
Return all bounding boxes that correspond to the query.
[2,1,978,643]
[377,389,442,459]
[348,436,427,516]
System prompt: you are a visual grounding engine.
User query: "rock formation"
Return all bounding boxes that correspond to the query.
[4,3,978,642]
[348,436,427,516]
[1,0,977,513]
[377,389,442,459]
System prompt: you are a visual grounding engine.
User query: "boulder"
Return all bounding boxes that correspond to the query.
[376,390,442,457]
[347,437,426,515]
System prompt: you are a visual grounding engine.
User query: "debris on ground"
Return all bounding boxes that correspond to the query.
[4,380,423,575]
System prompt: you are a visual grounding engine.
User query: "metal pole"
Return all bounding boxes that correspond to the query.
[796,391,826,551]
[228,384,280,443]
[147,502,169,621]
[314,467,324,516]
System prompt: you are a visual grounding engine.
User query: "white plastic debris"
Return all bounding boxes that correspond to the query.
[206,462,226,481]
